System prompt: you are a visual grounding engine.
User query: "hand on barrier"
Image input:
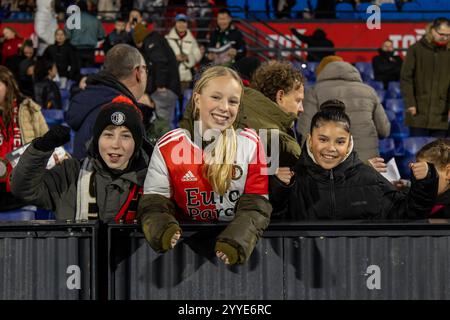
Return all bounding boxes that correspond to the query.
[407,106,417,116]
[171,230,181,249]
[34,125,71,152]
[410,161,429,180]
[216,251,230,265]
[275,167,295,185]
[368,157,387,173]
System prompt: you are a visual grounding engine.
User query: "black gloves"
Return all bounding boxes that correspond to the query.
[33,125,71,152]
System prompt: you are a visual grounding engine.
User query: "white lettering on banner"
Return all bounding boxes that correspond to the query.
[267,32,304,58]
[389,29,425,57]
[365,265,381,290]
[66,265,81,290]
[66,5,81,30]
[366,5,381,30]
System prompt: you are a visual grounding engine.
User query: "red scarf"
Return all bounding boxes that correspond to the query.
[0,100,22,192]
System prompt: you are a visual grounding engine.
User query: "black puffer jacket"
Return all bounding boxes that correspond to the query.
[271,144,439,220]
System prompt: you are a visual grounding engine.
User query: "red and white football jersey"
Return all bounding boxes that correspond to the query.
[143,128,269,222]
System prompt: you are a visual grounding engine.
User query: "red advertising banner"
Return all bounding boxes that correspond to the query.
[0,21,428,63]
[250,22,428,62]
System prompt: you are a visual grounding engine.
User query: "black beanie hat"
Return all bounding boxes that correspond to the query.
[92,96,144,157]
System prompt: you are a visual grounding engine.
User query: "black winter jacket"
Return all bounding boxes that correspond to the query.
[141,32,181,96]
[43,41,81,81]
[271,145,439,220]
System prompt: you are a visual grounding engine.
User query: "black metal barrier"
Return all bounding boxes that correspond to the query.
[2,220,450,300]
[0,221,97,300]
[107,219,450,300]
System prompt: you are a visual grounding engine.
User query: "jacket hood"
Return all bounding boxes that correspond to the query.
[67,85,121,130]
[166,27,195,41]
[87,71,138,105]
[316,61,363,83]
[242,87,298,130]
[424,23,450,50]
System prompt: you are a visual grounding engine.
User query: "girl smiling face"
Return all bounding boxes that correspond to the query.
[309,121,351,170]
[193,75,242,134]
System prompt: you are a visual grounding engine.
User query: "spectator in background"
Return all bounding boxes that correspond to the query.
[297,60,390,161]
[165,13,202,93]
[64,1,105,67]
[103,16,132,53]
[43,29,81,85]
[290,28,335,62]
[18,40,36,97]
[133,0,168,29]
[126,8,145,33]
[273,0,297,19]
[400,17,450,138]
[34,0,58,56]
[314,0,336,19]
[0,65,48,212]
[133,23,181,134]
[372,39,403,89]
[66,44,151,159]
[208,8,247,64]
[97,0,120,20]
[33,57,62,109]
[186,0,213,44]
[1,27,23,66]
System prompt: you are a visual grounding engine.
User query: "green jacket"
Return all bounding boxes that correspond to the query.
[179,87,301,168]
[400,24,450,130]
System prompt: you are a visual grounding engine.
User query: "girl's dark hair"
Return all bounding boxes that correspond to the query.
[33,57,55,82]
[310,100,351,134]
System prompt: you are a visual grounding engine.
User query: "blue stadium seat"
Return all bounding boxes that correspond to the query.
[248,1,270,19]
[403,136,436,157]
[80,67,100,76]
[306,62,319,75]
[365,80,384,91]
[416,1,443,20]
[385,109,396,123]
[226,0,246,19]
[385,98,405,123]
[354,62,374,81]
[379,138,396,161]
[380,3,399,20]
[41,109,65,127]
[356,2,372,21]
[335,2,357,20]
[387,81,401,99]
[401,2,424,21]
[397,136,436,178]
[0,209,35,221]
[375,89,386,103]
[35,208,56,220]
[291,0,308,18]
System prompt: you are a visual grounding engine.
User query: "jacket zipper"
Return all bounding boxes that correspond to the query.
[330,169,336,218]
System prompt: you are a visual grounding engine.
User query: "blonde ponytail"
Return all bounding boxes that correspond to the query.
[203,128,237,195]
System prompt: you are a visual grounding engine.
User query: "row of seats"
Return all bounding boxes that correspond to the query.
[227,0,449,20]
[336,1,450,21]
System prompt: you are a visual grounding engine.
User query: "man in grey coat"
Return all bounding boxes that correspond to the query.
[297,61,390,161]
